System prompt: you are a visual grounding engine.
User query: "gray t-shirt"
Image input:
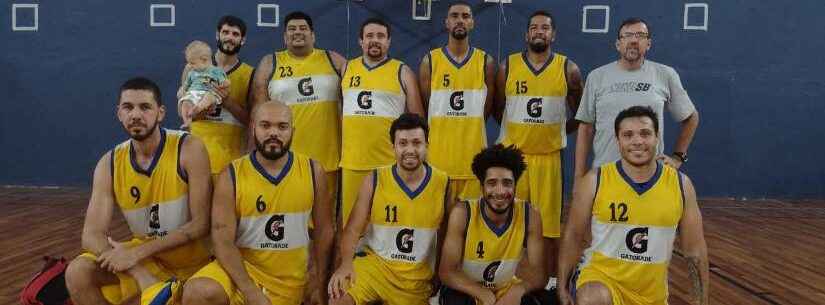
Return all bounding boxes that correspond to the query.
[575,60,696,167]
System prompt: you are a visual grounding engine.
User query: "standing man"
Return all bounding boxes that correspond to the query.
[419,1,496,202]
[339,18,424,227]
[328,114,448,305]
[574,17,699,180]
[559,106,708,305]
[494,10,584,288]
[252,11,346,213]
[438,144,547,305]
[66,77,212,305]
[181,102,334,305]
[179,15,255,177]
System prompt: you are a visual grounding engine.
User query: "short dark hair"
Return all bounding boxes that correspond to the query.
[527,10,556,31]
[284,11,314,31]
[216,15,247,37]
[119,77,162,106]
[360,17,391,39]
[614,105,659,136]
[472,144,527,183]
[617,17,651,39]
[389,113,429,143]
[447,1,472,12]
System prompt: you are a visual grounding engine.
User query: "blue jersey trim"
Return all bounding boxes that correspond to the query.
[129,128,167,177]
[521,51,554,76]
[392,163,432,200]
[615,160,663,196]
[479,198,514,237]
[251,150,294,185]
[442,46,474,69]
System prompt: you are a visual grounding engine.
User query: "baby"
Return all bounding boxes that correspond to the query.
[177,40,229,129]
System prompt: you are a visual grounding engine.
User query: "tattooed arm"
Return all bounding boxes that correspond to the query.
[678,174,709,305]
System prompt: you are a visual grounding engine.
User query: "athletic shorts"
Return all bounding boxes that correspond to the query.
[449,178,482,202]
[575,266,665,305]
[515,151,563,238]
[439,279,537,305]
[189,260,304,305]
[77,239,203,304]
[346,253,432,305]
[340,168,372,227]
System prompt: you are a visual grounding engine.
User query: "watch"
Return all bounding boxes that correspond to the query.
[672,152,688,163]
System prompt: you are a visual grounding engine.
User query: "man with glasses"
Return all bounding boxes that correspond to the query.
[574,17,699,179]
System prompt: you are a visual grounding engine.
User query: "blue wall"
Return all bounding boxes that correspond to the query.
[1,1,823,198]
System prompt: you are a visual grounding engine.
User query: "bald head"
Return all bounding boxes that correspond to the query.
[252,101,294,160]
[252,100,292,124]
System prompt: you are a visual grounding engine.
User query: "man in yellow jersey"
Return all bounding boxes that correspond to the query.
[66,77,213,305]
[181,102,334,305]
[419,1,496,203]
[439,144,547,305]
[558,106,708,305]
[178,15,255,177]
[339,18,424,229]
[329,113,448,305]
[251,11,346,209]
[494,10,584,291]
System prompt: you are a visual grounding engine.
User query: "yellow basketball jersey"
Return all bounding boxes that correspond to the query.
[230,151,315,300]
[340,57,406,170]
[363,164,449,282]
[191,60,254,174]
[268,49,341,172]
[111,129,211,270]
[580,161,684,304]
[427,47,488,179]
[498,52,568,154]
[461,199,527,290]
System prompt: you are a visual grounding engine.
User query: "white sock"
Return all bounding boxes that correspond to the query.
[545,277,558,290]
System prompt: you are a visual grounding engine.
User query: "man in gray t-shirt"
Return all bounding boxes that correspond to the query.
[574,17,699,179]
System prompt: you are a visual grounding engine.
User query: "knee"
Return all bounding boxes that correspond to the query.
[65,257,97,291]
[182,278,227,305]
[576,282,612,305]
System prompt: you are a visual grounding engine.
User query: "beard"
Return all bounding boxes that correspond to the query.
[528,39,548,53]
[126,120,158,142]
[366,43,384,59]
[217,39,242,55]
[256,137,291,160]
[485,197,512,215]
[399,154,423,171]
[450,27,468,40]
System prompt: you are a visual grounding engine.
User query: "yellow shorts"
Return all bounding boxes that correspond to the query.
[340,168,372,227]
[190,122,246,175]
[77,239,203,304]
[575,267,628,305]
[515,151,563,238]
[449,178,482,202]
[189,260,304,305]
[346,254,432,305]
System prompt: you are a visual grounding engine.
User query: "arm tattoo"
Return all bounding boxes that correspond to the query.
[686,256,706,305]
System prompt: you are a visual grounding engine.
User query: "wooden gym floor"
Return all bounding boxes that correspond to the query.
[1,187,823,305]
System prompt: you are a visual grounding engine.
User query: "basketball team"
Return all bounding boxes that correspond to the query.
[63,2,708,305]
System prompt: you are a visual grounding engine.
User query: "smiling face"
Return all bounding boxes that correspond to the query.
[526,14,554,53]
[616,116,658,167]
[284,19,315,50]
[393,128,427,172]
[359,23,390,61]
[482,167,515,215]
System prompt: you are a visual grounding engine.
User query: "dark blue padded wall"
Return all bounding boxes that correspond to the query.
[1,1,823,198]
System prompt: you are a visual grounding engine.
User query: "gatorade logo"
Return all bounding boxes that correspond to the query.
[357,91,373,109]
[265,214,286,242]
[449,91,465,111]
[526,98,543,118]
[625,227,649,254]
[395,228,415,253]
[298,77,314,96]
[482,261,501,283]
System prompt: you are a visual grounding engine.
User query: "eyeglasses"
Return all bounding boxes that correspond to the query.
[619,32,650,39]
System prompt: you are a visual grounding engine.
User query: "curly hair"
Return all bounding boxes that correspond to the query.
[471,144,526,183]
